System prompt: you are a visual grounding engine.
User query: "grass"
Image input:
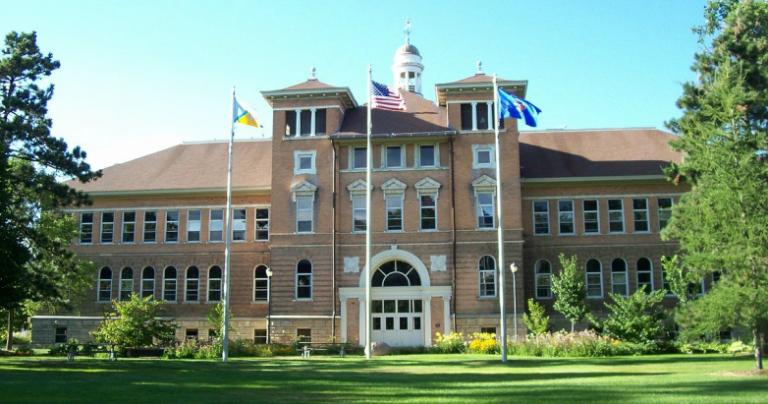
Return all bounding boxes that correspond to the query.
[0,354,766,403]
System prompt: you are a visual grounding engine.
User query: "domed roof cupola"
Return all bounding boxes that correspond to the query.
[392,19,424,95]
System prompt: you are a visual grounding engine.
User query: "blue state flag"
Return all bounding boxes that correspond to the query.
[498,88,542,128]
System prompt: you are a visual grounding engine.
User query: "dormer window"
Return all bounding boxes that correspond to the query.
[385,145,404,168]
[285,108,326,137]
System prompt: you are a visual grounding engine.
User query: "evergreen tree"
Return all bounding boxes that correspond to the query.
[522,299,550,336]
[663,0,768,369]
[551,254,588,333]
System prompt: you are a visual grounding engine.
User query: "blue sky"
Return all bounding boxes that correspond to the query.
[4,0,706,170]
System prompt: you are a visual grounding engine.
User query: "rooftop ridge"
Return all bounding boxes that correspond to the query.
[181,137,272,145]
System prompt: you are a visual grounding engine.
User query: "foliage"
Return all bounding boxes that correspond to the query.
[432,332,466,353]
[466,332,499,354]
[163,339,222,360]
[507,331,642,357]
[663,0,768,369]
[522,298,549,336]
[601,289,669,344]
[92,295,176,348]
[551,254,589,332]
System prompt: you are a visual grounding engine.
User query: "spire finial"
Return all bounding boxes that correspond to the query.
[404,18,411,45]
[309,66,316,80]
[476,60,483,74]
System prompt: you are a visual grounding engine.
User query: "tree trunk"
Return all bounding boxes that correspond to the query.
[570,320,575,333]
[5,310,12,351]
[755,329,764,370]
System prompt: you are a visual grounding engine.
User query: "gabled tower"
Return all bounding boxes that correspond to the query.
[392,19,424,94]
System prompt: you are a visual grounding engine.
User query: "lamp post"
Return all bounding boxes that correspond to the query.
[509,262,518,342]
[266,267,273,345]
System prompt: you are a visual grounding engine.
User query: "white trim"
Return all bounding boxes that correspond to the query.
[582,199,601,235]
[382,144,405,169]
[522,193,683,201]
[207,265,223,303]
[416,143,439,168]
[208,208,224,243]
[254,207,270,242]
[231,207,248,242]
[532,200,550,235]
[521,175,668,183]
[607,199,625,234]
[100,211,115,244]
[96,266,112,303]
[74,187,270,197]
[636,257,654,292]
[252,264,269,303]
[268,315,335,319]
[164,209,180,244]
[632,197,651,233]
[610,258,629,296]
[186,209,201,243]
[293,150,317,175]
[140,266,155,299]
[418,190,438,232]
[79,211,94,245]
[184,266,200,303]
[349,145,367,170]
[534,259,553,299]
[657,197,674,231]
[585,259,604,299]
[556,199,575,235]
[472,144,495,169]
[478,255,497,298]
[295,259,313,300]
[273,105,344,112]
[121,210,136,244]
[294,193,315,234]
[162,266,178,303]
[357,248,431,288]
[118,266,134,301]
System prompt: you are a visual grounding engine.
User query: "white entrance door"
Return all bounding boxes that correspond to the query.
[371,299,423,347]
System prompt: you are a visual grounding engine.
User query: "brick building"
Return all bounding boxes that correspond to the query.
[32,37,683,347]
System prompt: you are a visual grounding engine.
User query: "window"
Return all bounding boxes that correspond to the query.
[187,209,201,242]
[300,109,311,135]
[472,145,495,168]
[371,260,421,287]
[314,109,326,134]
[296,260,312,299]
[163,266,177,302]
[386,195,403,231]
[632,198,649,232]
[385,145,403,168]
[478,256,496,297]
[285,110,297,136]
[165,210,179,242]
[55,327,68,344]
[585,259,603,298]
[80,212,93,244]
[476,102,489,130]
[254,329,267,344]
[688,279,705,297]
[533,200,550,235]
[461,102,497,131]
[297,328,311,343]
[418,144,436,167]
[119,267,133,301]
[558,200,574,235]
[208,266,222,302]
[481,327,497,335]
[352,195,366,232]
[636,258,653,293]
[583,200,600,234]
[255,208,269,241]
[141,267,154,299]
[352,147,367,169]
[186,266,199,302]
[608,199,624,233]
[296,196,314,233]
[209,209,224,242]
[143,211,157,243]
[185,328,198,341]
[121,211,135,243]
[294,150,316,175]
[419,194,437,231]
[254,265,269,301]
[460,103,473,130]
[611,259,628,296]
[535,260,553,299]
[658,197,673,230]
[232,208,246,241]
[98,267,112,302]
[476,192,495,229]
[101,212,114,243]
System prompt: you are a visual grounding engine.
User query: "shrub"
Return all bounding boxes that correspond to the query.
[522,299,549,335]
[467,332,499,354]
[163,339,221,359]
[601,289,668,344]
[433,332,465,353]
[507,331,648,357]
[92,295,176,349]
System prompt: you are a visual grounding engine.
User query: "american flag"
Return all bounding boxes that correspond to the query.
[370,80,406,111]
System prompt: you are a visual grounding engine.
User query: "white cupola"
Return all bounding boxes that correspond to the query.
[392,19,424,95]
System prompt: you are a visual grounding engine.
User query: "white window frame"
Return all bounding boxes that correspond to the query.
[534,260,553,299]
[608,199,625,233]
[165,210,180,243]
[351,195,367,233]
[80,212,94,244]
[350,146,367,170]
[207,266,222,302]
[187,209,201,243]
[296,195,315,233]
[253,265,269,302]
[419,192,437,231]
[294,150,317,175]
[140,267,155,299]
[100,211,114,244]
[658,197,673,231]
[209,209,224,242]
[295,260,313,300]
[121,211,136,243]
[232,208,247,242]
[119,267,133,301]
[383,145,405,169]
[255,208,269,241]
[143,211,157,243]
[475,191,496,230]
[636,257,654,292]
[162,266,177,303]
[472,144,495,169]
[585,259,604,299]
[533,200,550,235]
[632,198,650,233]
[611,258,629,296]
[478,256,497,298]
[582,199,600,235]
[97,267,112,303]
[417,143,438,168]
[185,267,200,303]
[557,200,575,235]
[385,193,404,232]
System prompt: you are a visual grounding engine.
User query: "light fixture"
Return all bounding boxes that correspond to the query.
[266,268,273,278]
[509,262,518,273]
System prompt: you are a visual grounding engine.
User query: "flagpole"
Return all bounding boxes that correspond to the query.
[493,74,508,363]
[365,65,373,359]
[221,87,235,362]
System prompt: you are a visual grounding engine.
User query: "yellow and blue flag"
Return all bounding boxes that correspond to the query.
[498,88,542,128]
[233,96,260,128]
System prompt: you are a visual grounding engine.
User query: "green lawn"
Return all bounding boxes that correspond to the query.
[0,354,765,403]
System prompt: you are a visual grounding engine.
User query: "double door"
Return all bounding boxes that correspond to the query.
[371,299,423,347]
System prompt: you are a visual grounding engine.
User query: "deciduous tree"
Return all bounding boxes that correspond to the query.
[551,254,589,333]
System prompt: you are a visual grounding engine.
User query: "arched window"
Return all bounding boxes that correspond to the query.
[296,260,312,299]
[636,258,653,293]
[611,258,628,296]
[208,266,222,302]
[163,266,177,302]
[141,267,155,298]
[98,267,112,302]
[535,260,552,299]
[254,265,269,301]
[120,267,133,301]
[186,266,199,302]
[585,259,603,298]
[371,260,421,287]
[478,256,496,297]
